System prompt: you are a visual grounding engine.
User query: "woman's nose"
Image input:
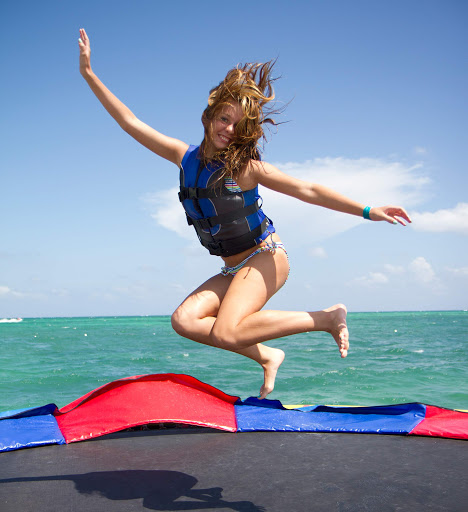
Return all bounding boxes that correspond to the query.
[226,123,235,134]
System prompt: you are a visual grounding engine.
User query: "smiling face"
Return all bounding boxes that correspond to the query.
[201,61,276,170]
[208,102,244,152]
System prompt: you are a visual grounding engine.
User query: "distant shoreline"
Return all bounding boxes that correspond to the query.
[2,310,466,321]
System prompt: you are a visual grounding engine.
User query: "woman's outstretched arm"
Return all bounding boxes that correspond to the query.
[250,160,412,225]
[78,28,188,166]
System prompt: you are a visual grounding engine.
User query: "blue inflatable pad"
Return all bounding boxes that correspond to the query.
[235,402,426,434]
[0,404,65,453]
[0,403,58,420]
[235,396,287,409]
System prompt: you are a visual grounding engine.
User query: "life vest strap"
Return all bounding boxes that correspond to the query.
[200,218,269,257]
[189,202,260,230]
[178,186,230,202]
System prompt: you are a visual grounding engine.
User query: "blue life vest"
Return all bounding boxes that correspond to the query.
[178,145,275,256]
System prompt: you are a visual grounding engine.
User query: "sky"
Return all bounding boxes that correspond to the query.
[1,0,467,317]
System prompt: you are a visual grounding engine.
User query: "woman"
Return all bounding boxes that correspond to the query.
[78,29,411,399]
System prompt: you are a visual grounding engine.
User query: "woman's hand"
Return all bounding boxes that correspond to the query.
[78,28,91,76]
[369,206,412,225]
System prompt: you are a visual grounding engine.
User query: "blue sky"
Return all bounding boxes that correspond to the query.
[1,0,467,317]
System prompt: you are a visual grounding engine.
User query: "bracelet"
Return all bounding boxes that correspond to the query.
[363,206,372,220]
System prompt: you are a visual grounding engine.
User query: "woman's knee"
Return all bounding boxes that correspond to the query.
[171,306,192,337]
[210,322,238,350]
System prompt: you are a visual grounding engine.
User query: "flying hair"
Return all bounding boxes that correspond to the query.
[200,60,281,183]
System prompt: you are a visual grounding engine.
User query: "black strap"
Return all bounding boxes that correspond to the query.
[178,185,230,202]
[190,202,260,230]
[200,218,269,256]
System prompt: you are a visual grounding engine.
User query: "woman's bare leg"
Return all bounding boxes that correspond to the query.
[210,248,349,355]
[171,274,285,398]
[172,248,349,398]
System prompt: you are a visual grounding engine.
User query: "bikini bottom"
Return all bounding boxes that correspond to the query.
[220,238,288,277]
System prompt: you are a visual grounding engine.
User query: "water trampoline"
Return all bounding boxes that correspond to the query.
[1,373,467,511]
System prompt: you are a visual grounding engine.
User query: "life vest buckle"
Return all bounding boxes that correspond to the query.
[178,188,199,202]
[206,241,222,253]
[194,218,213,230]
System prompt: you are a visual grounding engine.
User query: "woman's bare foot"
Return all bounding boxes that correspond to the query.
[324,304,349,358]
[258,347,285,399]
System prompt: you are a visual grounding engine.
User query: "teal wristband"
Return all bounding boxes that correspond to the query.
[363,206,372,220]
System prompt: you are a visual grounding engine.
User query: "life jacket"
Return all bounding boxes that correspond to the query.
[178,145,275,257]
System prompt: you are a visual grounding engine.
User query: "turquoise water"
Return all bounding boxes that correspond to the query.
[1,312,467,411]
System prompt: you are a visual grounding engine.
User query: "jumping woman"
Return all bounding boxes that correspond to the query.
[78,28,411,399]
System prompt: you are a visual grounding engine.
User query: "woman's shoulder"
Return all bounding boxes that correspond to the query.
[246,159,276,179]
[234,159,262,190]
[234,159,272,190]
[180,144,201,168]
[245,159,300,193]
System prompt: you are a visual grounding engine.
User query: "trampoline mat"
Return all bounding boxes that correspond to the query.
[1,427,467,512]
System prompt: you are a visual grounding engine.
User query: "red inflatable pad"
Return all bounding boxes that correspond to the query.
[54,374,239,443]
[410,405,468,440]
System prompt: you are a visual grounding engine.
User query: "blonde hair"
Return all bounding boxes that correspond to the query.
[200,61,279,182]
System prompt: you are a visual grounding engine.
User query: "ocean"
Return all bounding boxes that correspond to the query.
[1,311,467,412]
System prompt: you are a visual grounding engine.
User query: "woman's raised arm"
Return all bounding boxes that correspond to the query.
[78,29,188,166]
[251,160,412,226]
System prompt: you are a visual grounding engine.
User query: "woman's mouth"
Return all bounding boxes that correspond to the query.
[218,134,231,144]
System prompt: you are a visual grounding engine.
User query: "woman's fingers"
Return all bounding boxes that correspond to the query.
[399,207,412,223]
[78,28,90,49]
[372,206,412,226]
[387,207,412,225]
[78,28,91,73]
[392,216,407,226]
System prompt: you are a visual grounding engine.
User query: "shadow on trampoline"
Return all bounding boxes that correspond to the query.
[0,469,265,511]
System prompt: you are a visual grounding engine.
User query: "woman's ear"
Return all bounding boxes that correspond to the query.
[201,110,209,128]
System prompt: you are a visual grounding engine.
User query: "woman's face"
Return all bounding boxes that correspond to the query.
[209,102,243,151]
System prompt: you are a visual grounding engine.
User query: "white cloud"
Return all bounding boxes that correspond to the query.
[413,146,427,155]
[272,157,429,205]
[382,264,405,275]
[446,266,468,277]
[349,272,389,287]
[262,157,430,241]
[0,285,24,298]
[0,285,40,299]
[309,247,327,258]
[350,257,442,289]
[0,286,11,296]
[146,157,431,243]
[411,203,468,235]
[143,187,193,240]
[409,257,436,284]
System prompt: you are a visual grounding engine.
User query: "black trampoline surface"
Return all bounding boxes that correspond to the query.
[1,428,467,512]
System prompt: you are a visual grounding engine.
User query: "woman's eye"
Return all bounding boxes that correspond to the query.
[220,117,228,123]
